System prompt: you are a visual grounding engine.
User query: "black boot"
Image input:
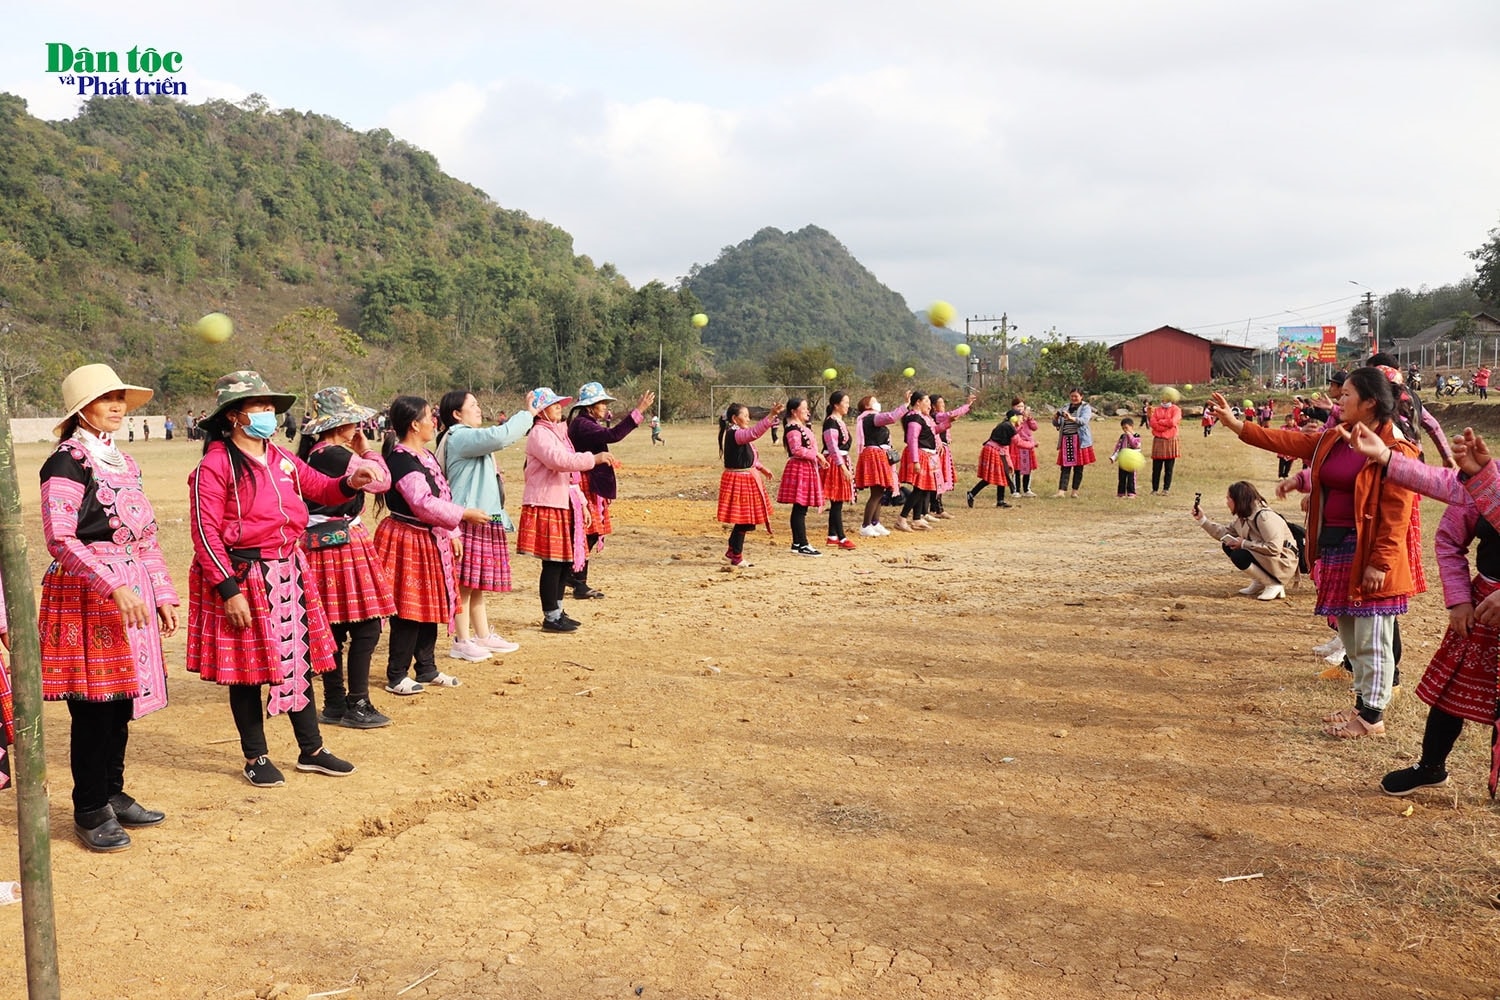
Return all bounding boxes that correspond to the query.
[75,805,131,853]
[109,793,166,827]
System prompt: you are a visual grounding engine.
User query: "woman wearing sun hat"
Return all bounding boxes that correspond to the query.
[566,381,654,599]
[434,388,537,662]
[519,388,619,632]
[38,363,179,851]
[296,387,396,730]
[187,371,385,787]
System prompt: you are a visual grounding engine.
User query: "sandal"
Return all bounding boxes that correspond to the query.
[1323,715,1385,739]
[424,672,462,688]
[1321,706,1358,725]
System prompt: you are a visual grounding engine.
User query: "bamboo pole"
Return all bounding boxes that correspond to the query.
[0,383,62,1000]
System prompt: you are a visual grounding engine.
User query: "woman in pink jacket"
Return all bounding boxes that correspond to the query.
[518,388,619,633]
[1147,395,1181,496]
[187,371,384,788]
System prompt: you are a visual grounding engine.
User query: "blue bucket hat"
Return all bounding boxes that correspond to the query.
[573,381,617,410]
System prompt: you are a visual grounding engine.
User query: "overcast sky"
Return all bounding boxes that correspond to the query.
[5,2,1498,347]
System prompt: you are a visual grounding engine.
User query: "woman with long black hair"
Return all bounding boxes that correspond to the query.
[374,395,490,693]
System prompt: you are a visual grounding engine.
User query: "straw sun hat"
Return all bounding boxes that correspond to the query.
[55,364,153,436]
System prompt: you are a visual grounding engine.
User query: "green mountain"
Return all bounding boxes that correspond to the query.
[0,92,707,414]
[0,95,960,419]
[683,225,956,379]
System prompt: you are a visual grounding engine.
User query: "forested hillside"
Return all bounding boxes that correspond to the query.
[684,225,953,380]
[0,94,965,417]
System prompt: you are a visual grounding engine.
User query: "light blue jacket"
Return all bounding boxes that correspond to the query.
[437,411,535,529]
[1053,402,1094,450]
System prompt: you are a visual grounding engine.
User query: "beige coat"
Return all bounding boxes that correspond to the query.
[1198,506,1300,583]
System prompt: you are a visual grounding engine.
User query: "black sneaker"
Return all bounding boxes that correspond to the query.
[543,616,579,633]
[243,756,285,787]
[341,698,393,730]
[965,492,975,508]
[296,748,356,777]
[319,709,345,726]
[1380,764,1449,797]
[793,544,823,557]
[559,611,582,628]
[997,501,1013,508]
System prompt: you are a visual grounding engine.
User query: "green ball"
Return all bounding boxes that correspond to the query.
[902,367,916,378]
[1242,398,1254,409]
[823,368,838,380]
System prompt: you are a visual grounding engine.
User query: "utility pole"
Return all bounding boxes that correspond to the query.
[1362,291,1378,354]
[963,314,1015,391]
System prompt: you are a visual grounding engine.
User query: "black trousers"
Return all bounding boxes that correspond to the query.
[67,698,134,816]
[1151,458,1175,492]
[728,524,755,554]
[387,617,440,685]
[323,618,383,712]
[790,504,810,546]
[1058,466,1083,491]
[229,680,322,760]
[539,560,569,613]
[1116,469,1136,495]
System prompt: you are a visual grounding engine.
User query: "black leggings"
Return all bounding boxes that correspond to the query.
[387,617,440,686]
[539,560,569,613]
[1058,466,1083,491]
[67,698,133,815]
[969,480,1007,504]
[827,501,845,541]
[1277,457,1293,478]
[901,488,933,519]
[229,679,322,761]
[1151,458,1175,493]
[1417,706,1471,771]
[728,523,755,554]
[323,618,383,712]
[790,504,810,547]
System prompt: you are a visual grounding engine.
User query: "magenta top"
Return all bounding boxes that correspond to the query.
[1316,440,1364,528]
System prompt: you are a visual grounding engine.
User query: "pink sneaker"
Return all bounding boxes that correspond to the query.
[477,633,520,654]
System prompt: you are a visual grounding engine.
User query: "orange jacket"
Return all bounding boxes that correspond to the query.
[1238,420,1418,602]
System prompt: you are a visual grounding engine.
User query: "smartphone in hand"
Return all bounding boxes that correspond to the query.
[1193,491,1202,515]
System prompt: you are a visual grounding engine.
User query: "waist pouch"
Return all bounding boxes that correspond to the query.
[303,518,352,550]
[1317,526,1352,548]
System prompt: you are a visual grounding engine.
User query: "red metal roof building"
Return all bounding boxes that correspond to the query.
[1109,326,1255,384]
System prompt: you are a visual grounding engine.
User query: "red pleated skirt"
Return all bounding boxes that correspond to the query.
[900,449,941,491]
[821,461,854,502]
[718,469,772,526]
[1415,574,1498,724]
[777,457,825,508]
[854,448,897,491]
[517,505,575,563]
[186,552,337,687]
[373,518,458,624]
[302,522,397,623]
[38,564,140,703]
[977,441,1011,485]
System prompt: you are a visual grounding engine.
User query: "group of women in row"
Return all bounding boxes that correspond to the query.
[1207,358,1500,799]
[715,388,1040,562]
[12,364,650,852]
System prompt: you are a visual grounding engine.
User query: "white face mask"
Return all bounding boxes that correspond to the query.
[871,402,882,413]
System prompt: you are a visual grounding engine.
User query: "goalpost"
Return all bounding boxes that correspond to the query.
[709,385,826,419]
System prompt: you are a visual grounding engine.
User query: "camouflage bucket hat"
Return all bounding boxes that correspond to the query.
[207,370,297,422]
[303,386,377,436]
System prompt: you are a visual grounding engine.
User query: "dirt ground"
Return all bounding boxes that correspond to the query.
[0,409,1498,999]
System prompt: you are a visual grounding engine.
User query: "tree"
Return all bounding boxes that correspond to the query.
[267,307,367,402]
[1470,221,1500,307]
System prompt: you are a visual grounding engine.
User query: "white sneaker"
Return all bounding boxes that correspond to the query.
[1312,636,1343,657]
[873,524,891,536]
[1024,490,1038,498]
[476,633,520,654]
[858,525,880,537]
[1256,584,1285,601]
[1237,581,1265,596]
[448,639,493,662]
[1324,649,1348,665]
